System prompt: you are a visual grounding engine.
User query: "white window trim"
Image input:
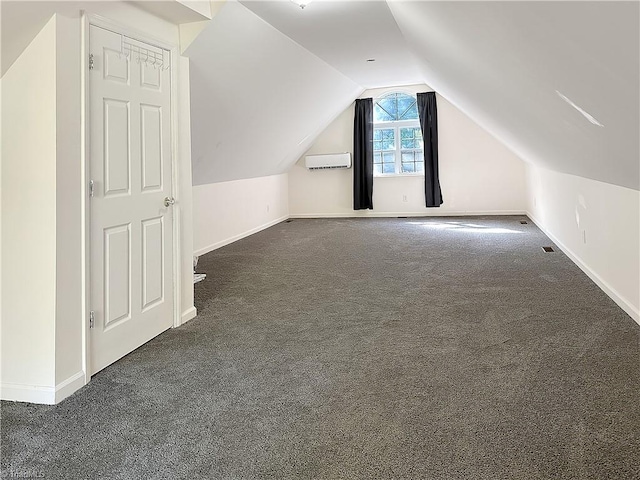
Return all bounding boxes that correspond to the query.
[373,120,424,177]
[375,172,425,178]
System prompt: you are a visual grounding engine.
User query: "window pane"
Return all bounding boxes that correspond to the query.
[402,162,416,173]
[382,163,395,174]
[373,141,382,151]
[378,97,398,119]
[416,161,424,173]
[383,152,395,163]
[400,128,419,148]
[374,93,418,122]
[373,130,382,141]
[399,102,419,120]
[374,164,382,175]
[373,104,394,122]
[380,129,395,150]
[398,97,418,120]
[401,152,415,162]
[373,152,382,164]
[400,127,420,138]
[397,95,413,112]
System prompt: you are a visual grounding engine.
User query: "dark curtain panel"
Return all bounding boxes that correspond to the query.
[417,92,443,207]
[353,98,374,210]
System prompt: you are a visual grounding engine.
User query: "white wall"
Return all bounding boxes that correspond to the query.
[55,14,83,386]
[526,164,640,323]
[289,85,527,217]
[178,55,196,324]
[193,173,289,256]
[1,16,58,396]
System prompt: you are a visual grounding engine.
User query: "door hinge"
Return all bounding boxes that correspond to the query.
[89,180,95,198]
[89,311,95,329]
[89,53,94,70]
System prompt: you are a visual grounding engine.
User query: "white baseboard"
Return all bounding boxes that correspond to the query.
[289,210,526,219]
[194,212,526,256]
[1,371,86,405]
[180,306,197,325]
[194,214,289,256]
[1,382,56,405]
[527,211,640,326]
[55,371,86,403]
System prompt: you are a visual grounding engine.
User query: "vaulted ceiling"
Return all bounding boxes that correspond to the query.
[189,0,638,190]
[239,0,423,88]
[388,1,639,191]
[187,0,362,185]
[2,0,637,190]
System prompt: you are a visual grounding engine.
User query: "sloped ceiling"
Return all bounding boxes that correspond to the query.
[4,1,636,189]
[0,1,93,77]
[187,0,362,185]
[0,1,207,77]
[220,0,638,190]
[387,1,639,190]
[239,0,423,88]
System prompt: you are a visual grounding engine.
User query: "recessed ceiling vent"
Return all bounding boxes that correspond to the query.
[291,0,312,9]
[520,220,528,224]
[542,246,555,253]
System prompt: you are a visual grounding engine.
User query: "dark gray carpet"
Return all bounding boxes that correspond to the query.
[2,216,639,479]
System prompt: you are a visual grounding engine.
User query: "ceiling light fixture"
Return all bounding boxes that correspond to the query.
[291,0,312,9]
[556,90,604,127]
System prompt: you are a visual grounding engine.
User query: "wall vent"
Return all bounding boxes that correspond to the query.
[542,246,555,253]
[520,220,528,224]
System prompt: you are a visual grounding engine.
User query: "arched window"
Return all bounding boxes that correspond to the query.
[373,92,424,175]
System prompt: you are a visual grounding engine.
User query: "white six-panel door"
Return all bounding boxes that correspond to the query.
[89,25,174,375]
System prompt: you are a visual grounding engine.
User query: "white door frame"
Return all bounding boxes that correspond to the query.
[80,12,183,382]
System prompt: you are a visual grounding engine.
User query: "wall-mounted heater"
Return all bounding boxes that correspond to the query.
[305,153,352,170]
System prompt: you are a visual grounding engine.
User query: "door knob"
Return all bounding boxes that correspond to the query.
[164,196,175,207]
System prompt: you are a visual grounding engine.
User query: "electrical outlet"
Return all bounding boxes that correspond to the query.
[402,195,408,203]
[582,230,587,244]
[266,204,270,213]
